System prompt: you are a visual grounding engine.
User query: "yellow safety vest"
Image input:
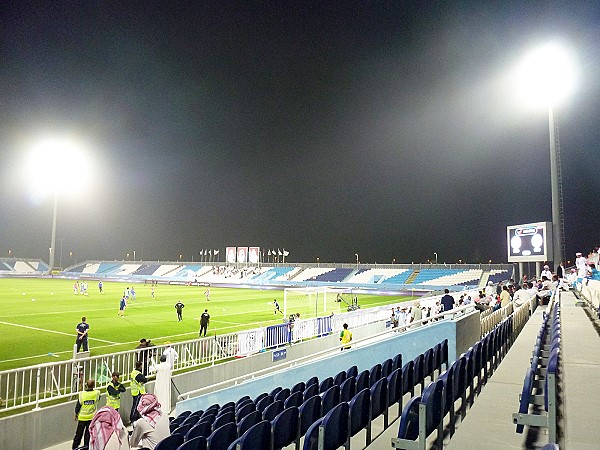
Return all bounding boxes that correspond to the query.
[78,390,100,421]
[106,383,123,409]
[340,330,352,348]
[130,369,146,396]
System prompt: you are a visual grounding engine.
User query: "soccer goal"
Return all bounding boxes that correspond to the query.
[283,286,352,319]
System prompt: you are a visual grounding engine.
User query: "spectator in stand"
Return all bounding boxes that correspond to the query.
[500,285,511,308]
[129,394,169,450]
[162,343,178,369]
[541,265,553,280]
[586,262,600,280]
[89,406,130,450]
[440,289,454,312]
[410,301,423,328]
[484,281,495,298]
[72,379,100,450]
[536,276,553,304]
[339,323,353,350]
[576,252,588,277]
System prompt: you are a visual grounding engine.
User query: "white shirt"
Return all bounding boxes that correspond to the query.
[130,413,170,450]
[576,256,587,277]
[162,347,178,369]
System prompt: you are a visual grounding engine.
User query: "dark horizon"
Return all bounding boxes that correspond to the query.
[1,2,599,266]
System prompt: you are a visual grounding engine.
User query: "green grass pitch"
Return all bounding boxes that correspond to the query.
[0,278,412,371]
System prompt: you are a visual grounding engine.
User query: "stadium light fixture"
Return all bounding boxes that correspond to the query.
[514,42,577,267]
[433,252,438,264]
[26,136,92,271]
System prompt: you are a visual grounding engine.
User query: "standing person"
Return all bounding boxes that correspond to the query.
[273,299,281,315]
[153,355,172,414]
[339,323,352,350]
[174,300,185,321]
[130,286,136,301]
[150,285,155,299]
[72,379,100,450]
[410,301,423,328]
[75,317,90,353]
[130,361,147,423]
[89,406,130,450]
[204,287,210,302]
[129,394,169,450]
[440,289,455,312]
[500,285,511,308]
[199,309,210,337]
[576,252,587,277]
[135,339,150,375]
[162,343,178,369]
[118,296,127,318]
[106,372,126,411]
[98,281,103,294]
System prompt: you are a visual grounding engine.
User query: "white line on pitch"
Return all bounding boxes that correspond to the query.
[0,320,117,344]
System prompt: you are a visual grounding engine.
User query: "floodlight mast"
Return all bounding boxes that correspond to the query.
[49,191,58,271]
[516,42,575,268]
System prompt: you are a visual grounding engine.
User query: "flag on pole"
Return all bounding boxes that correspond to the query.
[283,249,289,257]
[278,249,282,256]
[268,249,272,256]
[209,250,212,256]
[214,249,219,255]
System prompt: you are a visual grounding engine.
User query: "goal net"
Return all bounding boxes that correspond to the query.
[283,286,353,319]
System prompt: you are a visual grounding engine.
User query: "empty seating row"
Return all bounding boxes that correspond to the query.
[165,340,449,450]
[391,315,515,449]
[512,290,561,446]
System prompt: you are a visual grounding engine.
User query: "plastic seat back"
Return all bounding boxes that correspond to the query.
[271,406,299,450]
[348,388,370,437]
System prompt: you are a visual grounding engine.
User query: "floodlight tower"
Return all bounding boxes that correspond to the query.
[28,137,91,271]
[516,42,576,267]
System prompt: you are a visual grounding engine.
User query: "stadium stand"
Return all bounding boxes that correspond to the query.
[291,267,336,282]
[0,258,49,274]
[310,267,353,282]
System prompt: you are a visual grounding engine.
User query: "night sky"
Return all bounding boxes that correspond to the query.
[1,1,599,265]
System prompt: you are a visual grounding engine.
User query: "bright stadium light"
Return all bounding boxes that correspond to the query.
[26,136,92,270]
[514,42,577,268]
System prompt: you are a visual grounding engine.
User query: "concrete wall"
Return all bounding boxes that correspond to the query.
[1,312,481,450]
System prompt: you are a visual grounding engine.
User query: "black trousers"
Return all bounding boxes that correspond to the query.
[130,394,142,423]
[200,324,208,336]
[72,419,91,449]
[76,337,88,352]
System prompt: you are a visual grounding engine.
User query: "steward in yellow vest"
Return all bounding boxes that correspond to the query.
[340,323,353,350]
[72,379,100,449]
[106,371,126,410]
[130,361,148,423]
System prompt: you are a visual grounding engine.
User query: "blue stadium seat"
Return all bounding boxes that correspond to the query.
[172,423,193,438]
[207,422,238,450]
[346,365,358,379]
[227,420,270,450]
[401,360,415,397]
[291,381,306,394]
[256,394,274,412]
[413,354,425,393]
[348,388,371,448]
[395,395,421,441]
[302,417,323,450]
[392,354,403,372]
[236,403,256,423]
[356,370,370,393]
[319,376,334,393]
[303,383,319,402]
[305,376,319,388]
[212,412,235,431]
[185,420,213,440]
[272,406,299,450]
[262,399,284,422]
[381,358,393,379]
[155,434,184,450]
[177,435,207,450]
[320,402,350,450]
[369,363,382,387]
[237,410,262,436]
[274,387,290,403]
[299,395,322,436]
[370,377,389,428]
[320,385,340,416]
[270,386,282,397]
[283,391,303,409]
[333,370,347,387]
[386,367,403,419]
[340,376,356,402]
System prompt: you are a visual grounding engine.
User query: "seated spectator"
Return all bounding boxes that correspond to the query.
[129,394,169,450]
[536,276,553,304]
[89,406,130,450]
[586,262,600,281]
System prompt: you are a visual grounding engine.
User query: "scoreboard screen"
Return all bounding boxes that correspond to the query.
[506,222,553,262]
